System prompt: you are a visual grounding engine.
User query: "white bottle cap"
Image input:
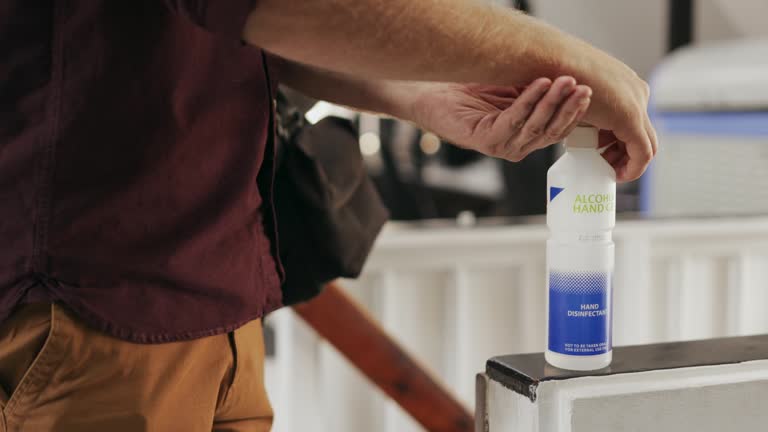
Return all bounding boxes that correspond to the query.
[565,125,598,149]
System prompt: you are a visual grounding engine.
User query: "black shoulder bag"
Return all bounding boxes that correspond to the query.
[273,91,389,306]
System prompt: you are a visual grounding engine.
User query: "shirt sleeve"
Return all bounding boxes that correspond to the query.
[163,0,257,40]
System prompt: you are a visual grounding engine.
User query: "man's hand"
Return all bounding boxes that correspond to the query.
[573,45,658,181]
[407,77,591,161]
[275,60,595,164]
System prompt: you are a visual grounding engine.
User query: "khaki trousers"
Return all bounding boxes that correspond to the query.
[0,303,272,432]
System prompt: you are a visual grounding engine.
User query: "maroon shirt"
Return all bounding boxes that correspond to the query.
[0,1,283,343]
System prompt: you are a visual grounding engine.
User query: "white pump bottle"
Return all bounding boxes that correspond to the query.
[545,126,616,371]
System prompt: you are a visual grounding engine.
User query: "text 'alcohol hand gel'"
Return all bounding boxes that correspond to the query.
[546,126,616,371]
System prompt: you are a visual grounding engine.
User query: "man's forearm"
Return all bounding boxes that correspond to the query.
[245,0,598,88]
[247,0,656,182]
[274,57,419,119]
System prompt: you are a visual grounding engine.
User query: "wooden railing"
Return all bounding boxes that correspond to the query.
[294,281,473,432]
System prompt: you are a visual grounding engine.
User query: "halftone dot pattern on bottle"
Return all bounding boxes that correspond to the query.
[549,271,610,295]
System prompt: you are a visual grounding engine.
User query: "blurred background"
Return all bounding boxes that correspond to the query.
[266,1,768,431]
[299,0,768,222]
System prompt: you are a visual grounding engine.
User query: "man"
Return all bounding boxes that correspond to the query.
[0,1,655,431]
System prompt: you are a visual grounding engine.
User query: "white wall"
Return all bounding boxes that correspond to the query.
[530,0,667,78]
[529,0,768,79]
[699,0,768,42]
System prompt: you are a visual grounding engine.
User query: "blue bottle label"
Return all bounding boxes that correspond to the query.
[548,270,612,356]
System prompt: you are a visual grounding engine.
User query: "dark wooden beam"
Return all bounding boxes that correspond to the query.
[487,333,768,401]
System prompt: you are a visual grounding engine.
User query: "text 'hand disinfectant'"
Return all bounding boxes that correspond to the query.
[546,126,615,371]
